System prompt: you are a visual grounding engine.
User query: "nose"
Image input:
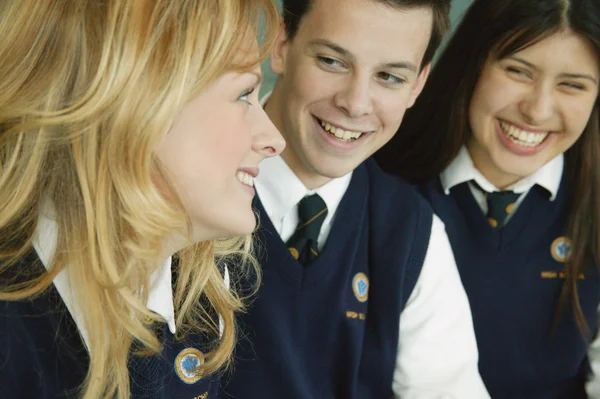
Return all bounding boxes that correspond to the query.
[252,107,286,158]
[334,73,373,118]
[519,84,555,125]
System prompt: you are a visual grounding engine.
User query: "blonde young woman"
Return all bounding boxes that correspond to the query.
[0,1,284,398]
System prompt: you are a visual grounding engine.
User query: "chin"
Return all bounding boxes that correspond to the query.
[318,162,356,180]
[494,164,532,182]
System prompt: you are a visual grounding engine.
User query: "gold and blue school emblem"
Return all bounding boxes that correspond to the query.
[352,273,369,303]
[174,347,205,384]
[551,237,573,263]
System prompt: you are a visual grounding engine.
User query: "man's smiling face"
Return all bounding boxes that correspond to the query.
[266,0,433,189]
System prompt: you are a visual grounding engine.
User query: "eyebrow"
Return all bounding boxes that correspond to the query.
[308,39,418,73]
[509,56,599,85]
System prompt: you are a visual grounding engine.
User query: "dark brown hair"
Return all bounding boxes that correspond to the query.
[376,0,600,337]
[281,0,451,69]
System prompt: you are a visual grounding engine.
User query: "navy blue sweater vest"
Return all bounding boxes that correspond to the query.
[0,251,220,398]
[220,159,433,399]
[419,176,600,399]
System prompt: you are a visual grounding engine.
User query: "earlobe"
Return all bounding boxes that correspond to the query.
[270,19,289,75]
[407,63,431,108]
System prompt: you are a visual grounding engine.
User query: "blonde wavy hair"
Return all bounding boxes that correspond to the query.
[0,0,278,398]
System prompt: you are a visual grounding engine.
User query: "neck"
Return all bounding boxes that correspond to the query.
[159,232,189,265]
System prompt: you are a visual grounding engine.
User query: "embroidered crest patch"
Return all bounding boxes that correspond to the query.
[174,347,205,384]
[551,237,573,263]
[352,273,369,303]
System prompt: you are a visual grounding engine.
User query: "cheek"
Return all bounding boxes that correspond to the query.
[379,93,415,133]
[290,61,338,103]
[218,119,255,165]
[381,106,407,136]
[564,102,596,139]
[469,82,518,139]
[470,83,496,121]
[469,70,517,119]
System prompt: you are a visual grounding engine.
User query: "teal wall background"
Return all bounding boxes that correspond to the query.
[261,0,475,95]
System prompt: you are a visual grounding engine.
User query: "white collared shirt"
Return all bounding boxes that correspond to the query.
[32,212,176,352]
[441,146,563,222]
[255,155,352,250]
[256,152,490,398]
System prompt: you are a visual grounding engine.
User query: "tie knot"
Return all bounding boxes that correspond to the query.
[296,194,328,241]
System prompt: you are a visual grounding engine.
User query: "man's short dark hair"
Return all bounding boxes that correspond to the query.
[282,0,452,68]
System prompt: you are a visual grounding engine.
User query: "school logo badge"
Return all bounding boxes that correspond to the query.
[352,273,369,303]
[551,237,573,263]
[174,347,205,384]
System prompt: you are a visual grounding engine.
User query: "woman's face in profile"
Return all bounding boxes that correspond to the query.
[467,29,599,188]
[155,39,285,242]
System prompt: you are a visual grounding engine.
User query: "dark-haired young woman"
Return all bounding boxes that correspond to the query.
[376,0,600,397]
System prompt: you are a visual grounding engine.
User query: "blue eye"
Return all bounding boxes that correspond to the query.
[238,87,255,104]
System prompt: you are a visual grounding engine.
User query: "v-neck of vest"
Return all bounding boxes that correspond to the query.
[254,166,369,290]
[450,182,551,252]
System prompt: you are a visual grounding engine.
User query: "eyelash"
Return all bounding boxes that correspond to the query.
[506,66,530,78]
[238,87,255,104]
[318,56,406,86]
[561,82,585,91]
[506,66,586,91]
[317,56,345,69]
[377,72,406,86]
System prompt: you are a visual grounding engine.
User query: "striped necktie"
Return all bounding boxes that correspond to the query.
[473,183,520,228]
[286,194,328,266]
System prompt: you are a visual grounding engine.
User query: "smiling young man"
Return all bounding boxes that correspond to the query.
[219,0,490,398]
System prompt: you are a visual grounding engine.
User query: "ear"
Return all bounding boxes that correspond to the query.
[406,62,431,108]
[270,18,290,76]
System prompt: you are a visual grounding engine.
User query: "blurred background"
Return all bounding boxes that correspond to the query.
[260,0,475,95]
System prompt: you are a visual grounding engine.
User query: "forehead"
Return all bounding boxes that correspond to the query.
[295,0,433,68]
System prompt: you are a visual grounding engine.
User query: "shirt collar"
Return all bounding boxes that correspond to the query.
[33,211,176,352]
[255,155,352,227]
[441,145,563,200]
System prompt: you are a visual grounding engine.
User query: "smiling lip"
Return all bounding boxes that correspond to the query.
[500,119,552,133]
[237,166,258,178]
[316,116,374,134]
[236,167,258,196]
[496,119,551,156]
[313,116,374,149]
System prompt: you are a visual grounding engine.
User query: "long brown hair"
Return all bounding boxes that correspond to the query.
[376,0,600,337]
[0,0,279,398]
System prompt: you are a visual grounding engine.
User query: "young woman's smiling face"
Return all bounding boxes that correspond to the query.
[467,29,599,188]
[155,54,285,242]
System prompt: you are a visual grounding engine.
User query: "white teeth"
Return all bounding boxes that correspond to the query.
[319,120,364,141]
[499,121,549,147]
[236,171,254,187]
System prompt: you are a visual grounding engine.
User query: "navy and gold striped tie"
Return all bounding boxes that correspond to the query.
[472,182,519,228]
[486,190,519,228]
[286,194,328,266]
